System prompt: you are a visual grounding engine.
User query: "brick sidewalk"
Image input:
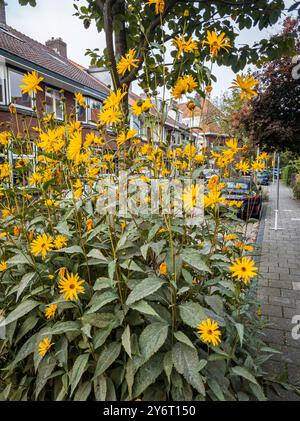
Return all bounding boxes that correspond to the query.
[257,182,300,400]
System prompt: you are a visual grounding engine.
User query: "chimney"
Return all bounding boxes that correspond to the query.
[0,1,7,25]
[45,37,67,58]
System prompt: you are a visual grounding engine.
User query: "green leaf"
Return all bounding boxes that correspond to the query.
[121,325,131,358]
[235,323,244,347]
[130,300,162,319]
[181,249,212,273]
[7,334,37,369]
[35,356,56,399]
[179,301,208,328]
[7,253,32,266]
[5,299,39,325]
[231,366,258,385]
[126,277,165,306]
[87,248,107,262]
[86,290,118,313]
[56,221,71,236]
[93,342,121,379]
[74,381,92,401]
[69,353,90,396]
[59,245,83,254]
[141,244,149,260]
[81,313,118,329]
[249,383,267,401]
[48,321,81,335]
[205,295,224,316]
[207,378,225,400]
[138,323,169,365]
[132,353,164,398]
[163,351,173,383]
[17,272,37,301]
[172,343,205,396]
[93,277,112,291]
[93,327,114,350]
[174,331,195,349]
[94,375,107,401]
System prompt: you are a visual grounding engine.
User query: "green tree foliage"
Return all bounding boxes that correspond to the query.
[237,18,300,153]
[19,0,298,97]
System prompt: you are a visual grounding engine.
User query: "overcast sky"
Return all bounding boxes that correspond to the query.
[6,0,296,100]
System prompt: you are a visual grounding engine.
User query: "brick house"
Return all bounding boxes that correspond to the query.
[177,97,228,150]
[0,1,110,181]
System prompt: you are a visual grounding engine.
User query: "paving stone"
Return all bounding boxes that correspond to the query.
[261,304,283,317]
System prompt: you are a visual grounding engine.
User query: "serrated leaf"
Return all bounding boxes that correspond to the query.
[179,301,208,328]
[126,277,165,306]
[174,331,195,349]
[35,356,56,398]
[69,353,90,396]
[132,353,164,398]
[172,342,205,396]
[163,351,173,383]
[231,366,258,385]
[81,313,117,329]
[93,342,121,379]
[139,323,169,364]
[181,249,212,273]
[207,377,225,400]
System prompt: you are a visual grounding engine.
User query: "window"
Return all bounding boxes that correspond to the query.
[0,63,5,104]
[76,96,102,124]
[9,69,32,109]
[88,98,101,123]
[45,88,63,120]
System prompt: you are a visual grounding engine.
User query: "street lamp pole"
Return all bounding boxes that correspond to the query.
[271,152,282,231]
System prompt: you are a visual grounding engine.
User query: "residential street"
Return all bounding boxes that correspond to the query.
[257,182,300,400]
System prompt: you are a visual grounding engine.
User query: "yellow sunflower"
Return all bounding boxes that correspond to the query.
[30,233,54,259]
[20,71,44,95]
[230,256,257,284]
[146,0,165,14]
[203,30,232,57]
[117,49,139,76]
[197,318,222,346]
[0,261,7,272]
[172,75,198,99]
[45,304,57,319]
[38,337,54,357]
[53,235,68,249]
[231,74,259,100]
[172,35,198,59]
[58,272,85,300]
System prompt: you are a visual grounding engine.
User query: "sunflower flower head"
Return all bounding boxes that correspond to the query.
[197,318,221,346]
[231,74,259,100]
[58,272,85,300]
[45,304,57,319]
[20,71,44,95]
[203,31,232,57]
[38,337,54,357]
[230,256,257,284]
[117,49,139,76]
[30,233,54,259]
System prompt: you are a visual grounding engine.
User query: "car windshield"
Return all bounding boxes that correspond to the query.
[225,181,249,192]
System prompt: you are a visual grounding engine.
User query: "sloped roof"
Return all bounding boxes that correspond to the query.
[0,23,108,99]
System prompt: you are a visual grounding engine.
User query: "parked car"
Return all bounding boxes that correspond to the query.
[257,170,269,186]
[222,177,262,220]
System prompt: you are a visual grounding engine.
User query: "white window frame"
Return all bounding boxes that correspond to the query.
[0,60,6,105]
[8,68,33,111]
[45,87,64,120]
[76,96,102,125]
